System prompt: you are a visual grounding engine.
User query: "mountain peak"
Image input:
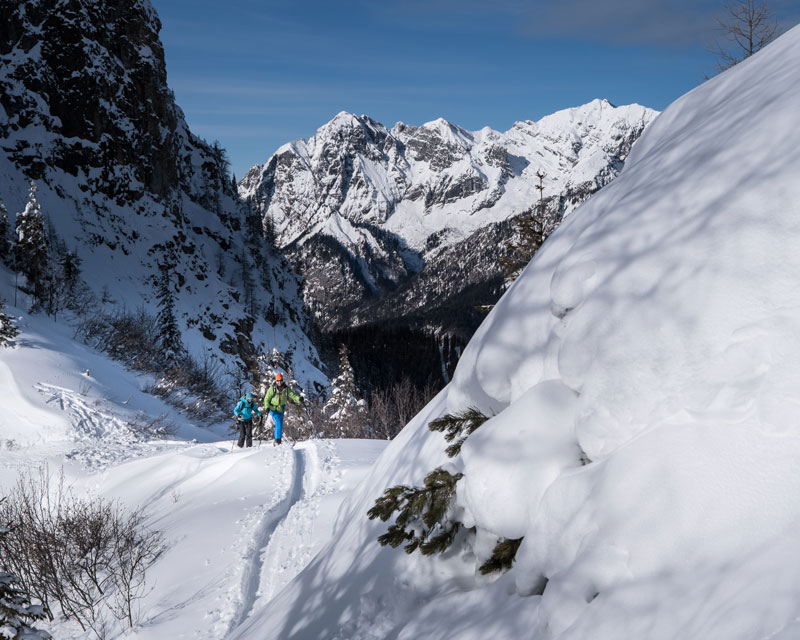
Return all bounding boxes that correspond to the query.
[239,100,658,335]
[328,111,362,127]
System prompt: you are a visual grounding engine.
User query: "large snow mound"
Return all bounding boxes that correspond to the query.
[234,24,800,640]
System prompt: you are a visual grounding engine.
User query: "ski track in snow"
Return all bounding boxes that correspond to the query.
[256,439,344,603]
[227,444,308,636]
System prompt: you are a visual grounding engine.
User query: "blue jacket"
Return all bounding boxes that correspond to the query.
[234,397,261,421]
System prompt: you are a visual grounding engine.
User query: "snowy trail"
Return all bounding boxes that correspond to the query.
[227,445,307,635]
[254,439,346,604]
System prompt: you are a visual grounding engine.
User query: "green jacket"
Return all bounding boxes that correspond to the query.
[264,382,301,414]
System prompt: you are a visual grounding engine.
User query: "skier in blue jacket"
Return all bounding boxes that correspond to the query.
[233,392,261,448]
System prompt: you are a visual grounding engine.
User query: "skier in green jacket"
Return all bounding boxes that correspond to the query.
[264,372,302,445]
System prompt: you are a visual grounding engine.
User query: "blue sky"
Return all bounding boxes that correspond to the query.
[150,0,799,179]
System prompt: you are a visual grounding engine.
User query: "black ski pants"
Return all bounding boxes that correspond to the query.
[237,419,253,448]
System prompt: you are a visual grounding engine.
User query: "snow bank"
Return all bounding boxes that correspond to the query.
[458,380,580,540]
[239,24,800,640]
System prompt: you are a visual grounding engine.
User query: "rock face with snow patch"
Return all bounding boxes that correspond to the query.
[0,0,324,385]
[240,101,658,336]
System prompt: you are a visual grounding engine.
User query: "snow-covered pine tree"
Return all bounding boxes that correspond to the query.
[0,301,19,347]
[268,347,291,377]
[155,264,184,364]
[0,527,51,639]
[0,195,10,266]
[13,181,49,302]
[323,344,365,436]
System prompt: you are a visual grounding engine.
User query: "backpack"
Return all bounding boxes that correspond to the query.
[267,383,285,408]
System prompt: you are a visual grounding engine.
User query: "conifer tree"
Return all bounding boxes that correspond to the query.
[14,181,49,301]
[323,344,365,434]
[155,264,184,364]
[368,406,524,575]
[478,537,524,575]
[59,250,82,294]
[0,195,10,266]
[263,211,276,246]
[0,301,19,347]
[0,527,51,639]
[499,170,558,285]
[428,407,490,457]
[368,467,464,555]
[245,199,261,239]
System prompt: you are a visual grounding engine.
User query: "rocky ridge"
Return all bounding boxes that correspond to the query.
[240,101,658,337]
[0,0,325,388]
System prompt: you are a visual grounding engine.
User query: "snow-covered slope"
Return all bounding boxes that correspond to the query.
[0,0,324,387]
[232,25,800,640]
[240,101,657,333]
[0,270,386,639]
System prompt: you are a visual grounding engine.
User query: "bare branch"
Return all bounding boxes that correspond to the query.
[708,0,779,72]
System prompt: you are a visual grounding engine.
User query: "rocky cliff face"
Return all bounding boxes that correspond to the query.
[240,101,659,338]
[0,0,190,199]
[0,0,324,387]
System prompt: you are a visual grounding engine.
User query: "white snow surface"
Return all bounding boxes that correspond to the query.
[0,270,386,639]
[230,25,800,640]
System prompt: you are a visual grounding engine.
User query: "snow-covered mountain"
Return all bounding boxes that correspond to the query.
[231,24,800,640]
[240,101,657,334]
[0,0,324,387]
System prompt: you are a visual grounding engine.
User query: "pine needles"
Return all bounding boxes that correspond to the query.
[478,537,523,575]
[367,467,464,555]
[368,405,526,575]
[428,407,490,457]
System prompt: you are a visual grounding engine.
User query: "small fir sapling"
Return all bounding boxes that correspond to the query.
[323,344,366,435]
[0,572,52,639]
[498,170,558,285]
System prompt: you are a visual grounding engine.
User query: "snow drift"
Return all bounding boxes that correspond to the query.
[233,24,800,640]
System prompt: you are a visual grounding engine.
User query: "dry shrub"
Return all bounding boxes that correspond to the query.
[0,467,165,638]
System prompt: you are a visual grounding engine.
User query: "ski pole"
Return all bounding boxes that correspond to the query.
[231,415,240,451]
